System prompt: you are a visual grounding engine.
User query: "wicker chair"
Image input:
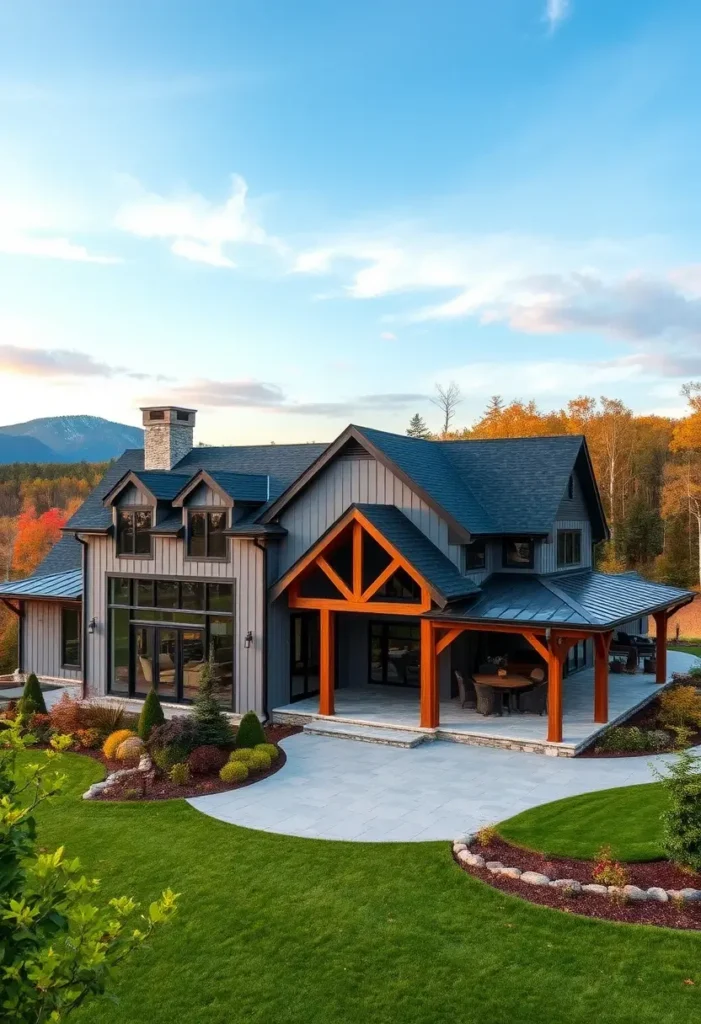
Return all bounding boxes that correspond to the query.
[517,680,548,716]
[473,679,501,716]
[454,671,476,709]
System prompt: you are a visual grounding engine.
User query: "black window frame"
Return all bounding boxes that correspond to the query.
[61,605,81,669]
[567,474,574,500]
[557,529,582,568]
[502,537,535,569]
[116,508,153,557]
[463,539,486,571]
[187,510,229,559]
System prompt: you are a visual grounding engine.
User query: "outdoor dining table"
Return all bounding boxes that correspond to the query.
[472,672,535,714]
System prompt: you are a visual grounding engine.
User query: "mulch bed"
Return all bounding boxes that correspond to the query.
[455,836,701,929]
[580,690,701,758]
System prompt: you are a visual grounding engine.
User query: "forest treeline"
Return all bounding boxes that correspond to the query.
[408,385,701,591]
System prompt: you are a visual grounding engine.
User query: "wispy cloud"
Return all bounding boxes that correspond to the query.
[0,342,165,381]
[0,200,119,265]
[116,174,285,269]
[544,0,572,33]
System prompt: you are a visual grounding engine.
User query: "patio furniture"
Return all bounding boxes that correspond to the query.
[473,672,534,715]
[454,671,476,709]
[472,679,501,716]
[517,681,548,715]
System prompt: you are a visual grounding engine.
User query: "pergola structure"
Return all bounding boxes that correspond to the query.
[271,506,691,745]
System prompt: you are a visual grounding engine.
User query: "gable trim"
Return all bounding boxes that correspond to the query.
[102,471,157,508]
[171,470,234,508]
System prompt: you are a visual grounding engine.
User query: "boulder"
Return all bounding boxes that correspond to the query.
[466,853,485,868]
[457,850,471,864]
[485,861,504,874]
[453,843,468,855]
[582,884,609,895]
[550,879,582,893]
[520,871,551,886]
[454,834,475,846]
[646,887,669,903]
[499,867,523,879]
[622,885,648,901]
[678,888,701,903]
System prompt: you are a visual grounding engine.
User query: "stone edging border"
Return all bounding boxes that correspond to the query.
[452,836,701,905]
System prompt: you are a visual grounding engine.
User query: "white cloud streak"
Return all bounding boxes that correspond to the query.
[544,0,572,33]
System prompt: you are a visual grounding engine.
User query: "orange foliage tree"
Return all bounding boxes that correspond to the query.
[11,506,67,575]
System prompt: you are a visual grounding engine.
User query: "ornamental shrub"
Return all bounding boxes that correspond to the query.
[169,761,191,786]
[193,655,234,747]
[659,686,701,730]
[235,710,266,749]
[220,760,249,784]
[254,742,279,761]
[138,688,165,741]
[653,748,701,871]
[103,728,136,760]
[188,744,229,776]
[116,736,145,761]
[74,727,101,750]
[49,692,87,733]
[592,845,630,887]
[28,712,53,743]
[19,672,47,716]
[595,726,671,754]
[229,747,256,764]
[83,701,127,737]
[247,749,272,773]
[149,714,200,754]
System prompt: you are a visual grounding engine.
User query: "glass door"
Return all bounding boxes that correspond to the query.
[132,625,204,701]
[290,612,320,701]
[369,621,421,687]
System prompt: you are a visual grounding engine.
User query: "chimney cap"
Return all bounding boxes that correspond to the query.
[140,405,197,413]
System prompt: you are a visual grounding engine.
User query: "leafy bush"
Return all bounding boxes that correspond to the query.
[149,715,200,757]
[19,672,47,716]
[476,824,498,847]
[74,727,101,750]
[229,747,256,764]
[83,701,128,737]
[169,762,191,786]
[653,749,701,871]
[246,749,272,773]
[220,760,249,784]
[235,711,266,750]
[595,726,671,753]
[138,688,165,741]
[659,686,701,730]
[254,742,279,762]
[27,712,53,743]
[187,745,229,776]
[193,656,234,747]
[103,728,136,760]
[592,845,630,887]
[116,736,145,761]
[49,691,86,734]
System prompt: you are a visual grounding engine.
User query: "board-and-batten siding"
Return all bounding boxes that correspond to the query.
[185,483,228,508]
[538,520,593,574]
[116,483,151,506]
[84,534,264,715]
[22,600,81,681]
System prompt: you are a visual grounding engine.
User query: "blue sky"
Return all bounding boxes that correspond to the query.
[1,0,700,443]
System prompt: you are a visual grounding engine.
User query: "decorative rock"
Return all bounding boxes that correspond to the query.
[485,861,504,874]
[466,853,485,868]
[499,867,523,879]
[453,843,468,854]
[454,834,475,846]
[582,884,609,895]
[622,885,648,901]
[457,850,471,864]
[646,887,669,903]
[607,886,623,895]
[678,888,701,902]
[520,871,551,886]
[550,878,582,893]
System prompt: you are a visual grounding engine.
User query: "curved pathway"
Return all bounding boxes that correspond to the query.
[189,653,701,843]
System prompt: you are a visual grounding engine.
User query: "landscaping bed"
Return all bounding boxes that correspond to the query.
[453,835,701,930]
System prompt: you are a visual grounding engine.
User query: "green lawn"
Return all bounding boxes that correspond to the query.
[670,644,701,659]
[498,784,667,861]
[24,753,701,1024]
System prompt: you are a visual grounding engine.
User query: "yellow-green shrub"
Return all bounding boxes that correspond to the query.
[230,748,255,764]
[247,750,272,773]
[116,736,145,761]
[219,760,249,784]
[254,743,279,761]
[169,762,191,786]
[659,686,701,730]
[103,728,136,760]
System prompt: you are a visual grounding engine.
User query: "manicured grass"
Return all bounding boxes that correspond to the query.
[670,644,701,659]
[24,754,701,1024]
[498,784,667,861]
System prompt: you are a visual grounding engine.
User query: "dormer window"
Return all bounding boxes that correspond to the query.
[188,510,227,558]
[462,539,486,571]
[117,510,152,556]
[502,537,534,569]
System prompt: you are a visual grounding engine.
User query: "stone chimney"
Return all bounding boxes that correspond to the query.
[140,406,196,470]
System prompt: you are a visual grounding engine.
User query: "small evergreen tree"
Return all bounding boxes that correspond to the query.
[20,672,47,716]
[406,413,431,439]
[138,688,165,741]
[653,748,701,871]
[235,710,267,749]
[193,652,234,746]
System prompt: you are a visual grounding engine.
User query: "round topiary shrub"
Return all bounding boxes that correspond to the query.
[116,736,145,762]
[187,745,229,776]
[20,673,47,717]
[103,728,137,760]
[247,749,272,773]
[220,760,249,784]
[229,747,255,764]
[254,743,279,762]
[138,688,165,741]
[235,711,266,750]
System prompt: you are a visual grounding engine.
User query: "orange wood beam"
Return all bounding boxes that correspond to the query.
[352,521,363,599]
[316,555,354,602]
[0,598,22,617]
[288,595,431,616]
[545,633,580,744]
[360,558,400,602]
[593,631,613,724]
[653,610,668,684]
[420,619,439,728]
[435,627,464,657]
[522,631,550,663]
[319,608,335,716]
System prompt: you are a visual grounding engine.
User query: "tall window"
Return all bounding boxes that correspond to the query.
[188,511,227,558]
[61,607,81,668]
[502,537,534,569]
[116,510,152,556]
[557,529,582,567]
[462,539,486,571]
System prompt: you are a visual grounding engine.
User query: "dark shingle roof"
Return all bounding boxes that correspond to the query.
[354,504,479,605]
[150,513,184,535]
[204,471,269,503]
[428,571,692,629]
[0,569,82,600]
[66,449,144,531]
[32,534,82,576]
[123,471,191,501]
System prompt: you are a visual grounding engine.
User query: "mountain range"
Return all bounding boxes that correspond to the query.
[0,415,144,464]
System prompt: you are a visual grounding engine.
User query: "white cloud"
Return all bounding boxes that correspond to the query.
[0,200,119,264]
[116,174,285,268]
[544,0,572,33]
[380,331,397,341]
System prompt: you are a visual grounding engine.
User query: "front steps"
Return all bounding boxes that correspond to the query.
[302,719,429,748]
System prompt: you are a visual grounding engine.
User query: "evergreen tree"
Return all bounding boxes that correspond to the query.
[20,672,47,716]
[235,710,267,749]
[193,652,234,746]
[406,413,431,439]
[138,687,165,741]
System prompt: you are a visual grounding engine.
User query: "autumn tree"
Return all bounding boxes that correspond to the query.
[12,506,67,575]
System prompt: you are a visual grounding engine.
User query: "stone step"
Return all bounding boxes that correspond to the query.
[303,720,428,748]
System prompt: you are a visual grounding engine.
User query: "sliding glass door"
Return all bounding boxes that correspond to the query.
[133,626,205,702]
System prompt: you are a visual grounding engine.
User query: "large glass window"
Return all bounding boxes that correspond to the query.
[462,539,486,571]
[557,530,582,567]
[111,609,130,693]
[502,538,534,569]
[369,622,420,687]
[116,509,152,556]
[61,607,81,668]
[188,511,228,558]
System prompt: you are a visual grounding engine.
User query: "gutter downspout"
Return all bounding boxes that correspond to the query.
[75,534,89,700]
[253,538,269,722]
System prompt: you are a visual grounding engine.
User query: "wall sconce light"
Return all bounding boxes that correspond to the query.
[244,630,253,649]
[88,617,97,635]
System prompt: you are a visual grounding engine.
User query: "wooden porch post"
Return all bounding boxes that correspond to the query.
[653,610,668,684]
[319,608,335,716]
[420,619,439,728]
[593,632,612,724]
[547,648,564,744]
